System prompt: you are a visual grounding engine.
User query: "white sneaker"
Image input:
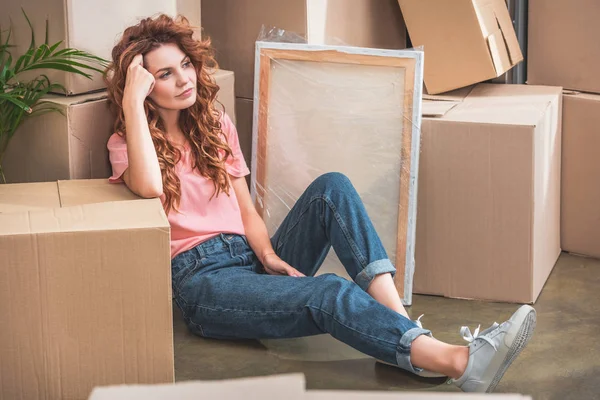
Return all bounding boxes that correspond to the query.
[452,305,537,393]
[376,315,447,379]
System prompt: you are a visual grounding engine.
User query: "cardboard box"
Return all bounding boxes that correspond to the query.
[0,179,173,400]
[3,92,115,184]
[561,92,600,258]
[416,83,562,303]
[87,373,531,399]
[398,0,523,94]
[89,373,306,400]
[528,1,600,94]
[214,69,236,124]
[236,97,253,165]
[1,0,201,95]
[202,0,407,99]
[2,69,236,184]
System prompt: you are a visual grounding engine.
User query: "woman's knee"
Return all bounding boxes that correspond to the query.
[313,274,354,298]
[312,172,355,195]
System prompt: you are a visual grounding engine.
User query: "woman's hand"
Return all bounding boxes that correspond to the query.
[123,54,155,107]
[262,253,306,277]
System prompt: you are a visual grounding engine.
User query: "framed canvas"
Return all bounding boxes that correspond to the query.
[250,41,423,305]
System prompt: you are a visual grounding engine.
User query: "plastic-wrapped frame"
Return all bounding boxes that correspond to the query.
[250,40,423,306]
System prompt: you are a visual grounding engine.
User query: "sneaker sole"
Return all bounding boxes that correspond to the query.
[375,359,447,378]
[485,305,537,393]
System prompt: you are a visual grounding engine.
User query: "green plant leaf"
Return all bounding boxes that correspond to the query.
[21,8,35,51]
[17,62,92,78]
[33,44,47,63]
[14,51,31,72]
[48,40,62,54]
[14,48,35,72]
[0,27,13,70]
[0,93,31,112]
[52,48,109,65]
[0,54,13,82]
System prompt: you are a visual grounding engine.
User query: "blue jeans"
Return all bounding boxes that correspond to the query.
[171,172,431,373]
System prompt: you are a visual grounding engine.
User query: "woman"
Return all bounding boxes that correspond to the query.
[104,14,536,393]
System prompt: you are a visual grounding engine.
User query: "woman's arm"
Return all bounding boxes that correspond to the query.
[231,176,304,277]
[121,54,163,198]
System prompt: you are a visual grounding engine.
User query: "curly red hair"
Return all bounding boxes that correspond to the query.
[104,14,233,214]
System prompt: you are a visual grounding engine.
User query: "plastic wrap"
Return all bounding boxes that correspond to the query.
[250,31,424,306]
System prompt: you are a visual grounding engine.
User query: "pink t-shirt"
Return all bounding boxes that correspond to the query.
[107,112,250,259]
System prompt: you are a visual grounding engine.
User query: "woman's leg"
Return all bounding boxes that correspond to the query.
[173,235,537,393]
[171,234,432,375]
[264,172,537,391]
[269,172,409,317]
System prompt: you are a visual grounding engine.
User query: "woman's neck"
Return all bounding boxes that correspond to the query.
[158,108,181,134]
[158,108,187,146]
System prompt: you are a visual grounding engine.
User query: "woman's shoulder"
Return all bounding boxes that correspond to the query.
[107,132,127,150]
[218,111,237,137]
[219,110,233,126]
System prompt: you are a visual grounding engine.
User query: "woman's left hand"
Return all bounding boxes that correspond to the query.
[262,253,306,277]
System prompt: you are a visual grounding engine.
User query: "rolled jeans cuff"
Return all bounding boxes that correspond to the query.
[396,327,433,374]
[355,259,396,291]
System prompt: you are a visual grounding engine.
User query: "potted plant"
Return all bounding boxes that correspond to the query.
[0,9,108,183]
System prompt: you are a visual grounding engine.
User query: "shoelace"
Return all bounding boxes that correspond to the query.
[415,314,425,328]
[459,323,499,351]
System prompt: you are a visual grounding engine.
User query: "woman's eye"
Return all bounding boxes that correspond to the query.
[160,71,171,79]
[183,61,191,68]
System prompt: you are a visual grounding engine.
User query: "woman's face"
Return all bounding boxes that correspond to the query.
[144,43,197,111]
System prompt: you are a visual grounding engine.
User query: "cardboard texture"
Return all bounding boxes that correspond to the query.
[416,84,562,303]
[528,0,600,94]
[398,0,523,94]
[202,0,407,99]
[213,69,236,124]
[3,92,115,184]
[2,69,235,184]
[0,179,173,400]
[236,97,254,165]
[89,373,306,400]
[1,0,200,95]
[561,92,600,258]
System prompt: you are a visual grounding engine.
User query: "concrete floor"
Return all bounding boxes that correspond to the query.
[173,252,600,399]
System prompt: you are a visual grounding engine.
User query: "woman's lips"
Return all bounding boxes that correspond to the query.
[177,88,194,98]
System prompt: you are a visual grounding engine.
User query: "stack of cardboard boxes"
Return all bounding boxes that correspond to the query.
[0,1,231,398]
[528,0,600,260]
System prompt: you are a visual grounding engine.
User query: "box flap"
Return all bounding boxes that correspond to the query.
[58,179,140,207]
[398,0,497,94]
[88,373,305,400]
[492,0,523,64]
[44,92,108,106]
[0,182,60,213]
[563,90,600,103]
[473,0,523,75]
[487,29,512,76]
[423,85,475,101]
[436,84,562,126]
[0,199,168,236]
[422,100,460,117]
